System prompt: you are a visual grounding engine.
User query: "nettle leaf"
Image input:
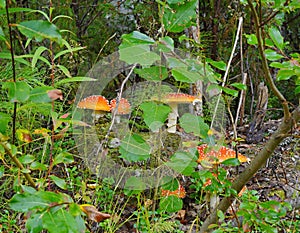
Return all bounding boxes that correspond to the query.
[2,81,31,102]
[120,31,155,48]
[119,134,151,162]
[140,101,171,132]
[277,69,296,81]
[265,49,284,61]
[159,196,183,213]
[119,44,160,66]
[0,112,10,134]
[165,151,197,176]
[269,26,284,50]
[134,66,168,81]
[163,0,197,33]
[180,113,209,138]
[16,20,62,45]
[172,67,203,83]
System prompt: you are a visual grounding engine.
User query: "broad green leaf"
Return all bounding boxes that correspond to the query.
[9,192,53,212]
[26,212,43,233]
[53,152,74,165]
[0,112,10,134]
[295,86,300,94]
[119,134,151,162]
[134,66,168,81]
[120,31,155,48]
[163,0,197,33]
[277,69,295,81]
[159,196,183,212]
[50,175,67,190]
[158,36,174,52]
[221,158,240,166]
[140,101,171,132]
[207,59,227,71]
[269,61,291,68]
[0,52,30,66]
[165,151,197,176]
[32,46,49,68]
[16,20,62,45]
[160,177,179,191]
[55,76,96,86]
[180,113,209,138]
[29,86,53,103]
[42,208,82,233]
[264,49,284,61]
[119,44,160,66]
[172,67,203,83]
[124,177,147,195]
[231,83,247,90]
[19,154,35,164]
[269,26,284,50]
[30,161,48,171]
[0,8,33,15]
[2,81,31,102]
[245,34,258,45]
[222,87,239,97]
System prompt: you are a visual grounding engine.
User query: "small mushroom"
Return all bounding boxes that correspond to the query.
[197,144,250,165]
[110,98,131,123]
[155,93,201,133]
[161,184,186,198]
[77,95,111,120]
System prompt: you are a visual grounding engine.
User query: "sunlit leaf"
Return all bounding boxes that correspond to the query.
[245,34,258,45]
[265,49,284,61]
[222,87,239,97]
[277,69,296,81]
[134,66,168,81]
[231,83,247,90]
[120,31,155,48]
[269,26,284,50]
[55,76,96,86]
[16,20,62,45]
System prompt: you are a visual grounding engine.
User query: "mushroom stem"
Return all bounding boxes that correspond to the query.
[167,103,178,133]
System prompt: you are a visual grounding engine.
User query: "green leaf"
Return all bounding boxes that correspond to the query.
[165,151,197,176]
[55,76,96,87]
[264,49,284,61]
[245,34,258,45]
[277,69,295,81]
[120,31,155,48]
[2,81,31,102]
[269,26,284,50]
[140,101,171,132]
[119,134,151,162]
[231,82,247,90]
[29,86,53,103]
[158,36,174,52]
[119,44,160,66]
[179,113,209,138]
[32,46,49,68]
[159,196,183,212]
[0,7,33,15]
[222,87,239,97]
[0,27,6,41]
[163,0,197,33]
[26,212,43,233]
[0,52,30,65]
[0,112,10,134]
[160,177,179,191]
[0,0,5,8]
[30,161,48,171]
[295,86,300,94]
[53,46,86,61]
[207,59,227,71]
[50,175,67,190]
[56,65,71,78]
[221,158,240,166]
[135,66,168,81]
[16,20,62,45]
[172,67,203,83]
[42,208,81,233]
[53,152,74,165]
[19,154,35,164]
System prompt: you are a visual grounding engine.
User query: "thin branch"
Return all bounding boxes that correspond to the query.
[247,0,290,119]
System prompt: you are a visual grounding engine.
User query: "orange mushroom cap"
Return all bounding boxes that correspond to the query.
[77,95,111,112]
[110,98,131,114]
[158,93,199,104]
[197,144,250,164]
[161,184,186,198]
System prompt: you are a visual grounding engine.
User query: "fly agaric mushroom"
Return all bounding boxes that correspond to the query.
[110,98,131,123]
[197,144,250,165]
[77,95,111,119]
[161,184,186,198]
[154,93,201,133]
